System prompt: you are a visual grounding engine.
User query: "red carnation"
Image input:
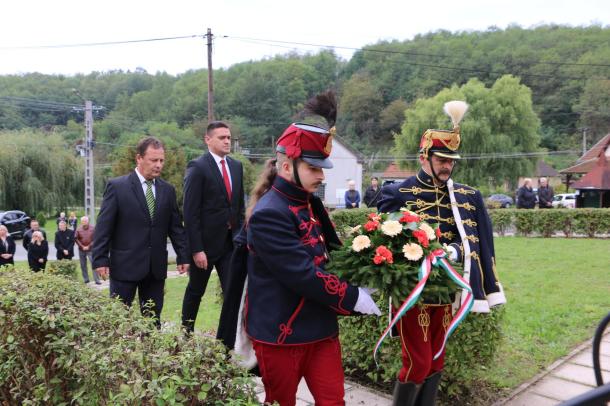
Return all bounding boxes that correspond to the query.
[368,213,382,222]
[435,227,441,238]
[399,212,420,223]
[373,245,394,264]
[412,229,430,248]
[364,221,379,232]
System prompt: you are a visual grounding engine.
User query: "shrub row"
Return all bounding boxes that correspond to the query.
[489,208,610,237]
[331,208,505,402]
[0,267,257,405]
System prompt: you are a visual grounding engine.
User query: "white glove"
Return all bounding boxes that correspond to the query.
[354,288,381,316]
[446,245,458,261]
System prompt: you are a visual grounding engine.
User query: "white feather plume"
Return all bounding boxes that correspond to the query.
[443,100,469,129]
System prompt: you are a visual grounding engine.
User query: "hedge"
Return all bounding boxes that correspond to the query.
[331,208,505,402]
[0,267,257,405]
[488,208,610,237]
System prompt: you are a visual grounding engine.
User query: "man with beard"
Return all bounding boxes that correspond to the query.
[378,101,506,406]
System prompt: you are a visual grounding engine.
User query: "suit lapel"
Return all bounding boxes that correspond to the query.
[153,179,164,223]
[130,171,152,221]
[205,153,230,202]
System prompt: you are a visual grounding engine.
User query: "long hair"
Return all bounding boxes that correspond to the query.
[246,158,278,221]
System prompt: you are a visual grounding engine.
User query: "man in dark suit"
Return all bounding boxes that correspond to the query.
[181,121,245,333]
[93,136,189,324]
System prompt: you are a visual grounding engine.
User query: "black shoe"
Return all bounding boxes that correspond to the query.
[415,372,442,406]
[393,380,419,406]
[95,281,102,285]
[84,281,90,284]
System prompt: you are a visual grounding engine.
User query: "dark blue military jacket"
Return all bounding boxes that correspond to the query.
[378,169,505,312]
[246,176,359,345]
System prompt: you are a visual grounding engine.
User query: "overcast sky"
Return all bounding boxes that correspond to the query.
[0,0,608,76]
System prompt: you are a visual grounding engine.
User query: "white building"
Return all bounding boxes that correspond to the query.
[318,136,363,208]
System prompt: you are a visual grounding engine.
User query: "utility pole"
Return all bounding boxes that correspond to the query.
[206,28,214,122]
[84,100,95,224]
[582,127,589,156]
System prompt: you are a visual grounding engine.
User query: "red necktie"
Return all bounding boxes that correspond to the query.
[220,159,232,201]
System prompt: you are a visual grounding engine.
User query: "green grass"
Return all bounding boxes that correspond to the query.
[162,273,222,333]
[486,237,610,389]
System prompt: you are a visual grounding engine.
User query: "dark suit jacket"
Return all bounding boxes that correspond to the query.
[183,153,245,262]
[92,171,189,282]
[0,236,16,266]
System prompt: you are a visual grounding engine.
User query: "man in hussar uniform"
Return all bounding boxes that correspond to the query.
[378,101,506,406]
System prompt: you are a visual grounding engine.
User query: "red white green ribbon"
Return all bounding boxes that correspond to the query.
[373,249,473,364]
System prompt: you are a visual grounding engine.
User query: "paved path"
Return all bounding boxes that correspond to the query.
[498,332,610,405]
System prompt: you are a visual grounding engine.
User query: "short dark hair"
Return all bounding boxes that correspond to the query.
[206,121,230,135]
[136,136,164,157]
[371,176,379,181]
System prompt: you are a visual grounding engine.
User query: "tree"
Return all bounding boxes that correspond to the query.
[0,130,84,214]
[394,75,541,188]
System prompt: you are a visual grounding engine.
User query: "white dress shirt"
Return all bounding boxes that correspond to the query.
[209,151,233,190]
[135,167,156,198]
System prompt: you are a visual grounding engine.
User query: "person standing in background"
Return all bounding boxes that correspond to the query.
[22,219,46,251]
[75,216,100,284]
[181,121,245,334]
[28,231,48,272]
[55,220,75,260]
[517,178,536,209]
[67,211,78,230]
[344,179,360,209]
[0,225,16,267]
[363,176,382,208]
[537,177,554,209]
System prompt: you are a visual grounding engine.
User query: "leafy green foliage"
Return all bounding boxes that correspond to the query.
[46,260,78,280]
[395,75,540,188]
[0,268,257,404]
[488,208,610,237]
[338,304,505,403]
[0,131,84,215]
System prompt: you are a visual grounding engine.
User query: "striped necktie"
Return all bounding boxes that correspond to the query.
[145,180,155,219]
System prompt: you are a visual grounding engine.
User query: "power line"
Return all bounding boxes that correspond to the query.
[0,35,203,50]
[220,35,610,69]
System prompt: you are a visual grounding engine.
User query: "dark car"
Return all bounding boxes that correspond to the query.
[0,210,30,239]
[487,194,514,208]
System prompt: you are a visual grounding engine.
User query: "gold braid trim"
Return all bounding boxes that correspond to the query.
[440,231,455,240]
[453,187,476,195]
[456,202,476,211]
[443,306,451,330]
[464,235,479,243]
[470,251,485,287]
[418,213,456,225]
[418,306,430,342]
[399,186,435,195]
[462,219,477,227]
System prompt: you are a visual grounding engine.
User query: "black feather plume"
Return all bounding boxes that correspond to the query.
[303,90,337,127]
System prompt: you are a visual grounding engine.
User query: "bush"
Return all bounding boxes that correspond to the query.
[488,208,610,237]
[330,207,376,239]
[0,268,257,405]
[35,212,47,227]
[339,302,505,403]
[46,260,78,280]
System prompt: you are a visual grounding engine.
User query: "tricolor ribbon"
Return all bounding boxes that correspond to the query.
[373,249,473,365]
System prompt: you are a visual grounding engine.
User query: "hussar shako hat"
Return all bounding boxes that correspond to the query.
[276,91,337,169]
[419,100,469,160]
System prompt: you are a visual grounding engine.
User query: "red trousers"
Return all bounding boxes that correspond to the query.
[253,337,345,406]
[397,304,452,384]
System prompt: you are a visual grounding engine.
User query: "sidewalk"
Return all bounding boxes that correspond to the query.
[498,331,610,405]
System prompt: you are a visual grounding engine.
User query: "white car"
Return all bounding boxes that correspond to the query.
[552,193,577,208]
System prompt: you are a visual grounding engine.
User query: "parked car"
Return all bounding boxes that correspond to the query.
[552,193,577,208]
[487,194,514,208]
[0,210,30,239]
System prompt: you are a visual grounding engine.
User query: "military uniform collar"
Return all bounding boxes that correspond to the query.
[273,175,310,203]
[416,169,448,190]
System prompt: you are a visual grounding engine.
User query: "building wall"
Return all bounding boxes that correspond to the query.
[323,140,362,208]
